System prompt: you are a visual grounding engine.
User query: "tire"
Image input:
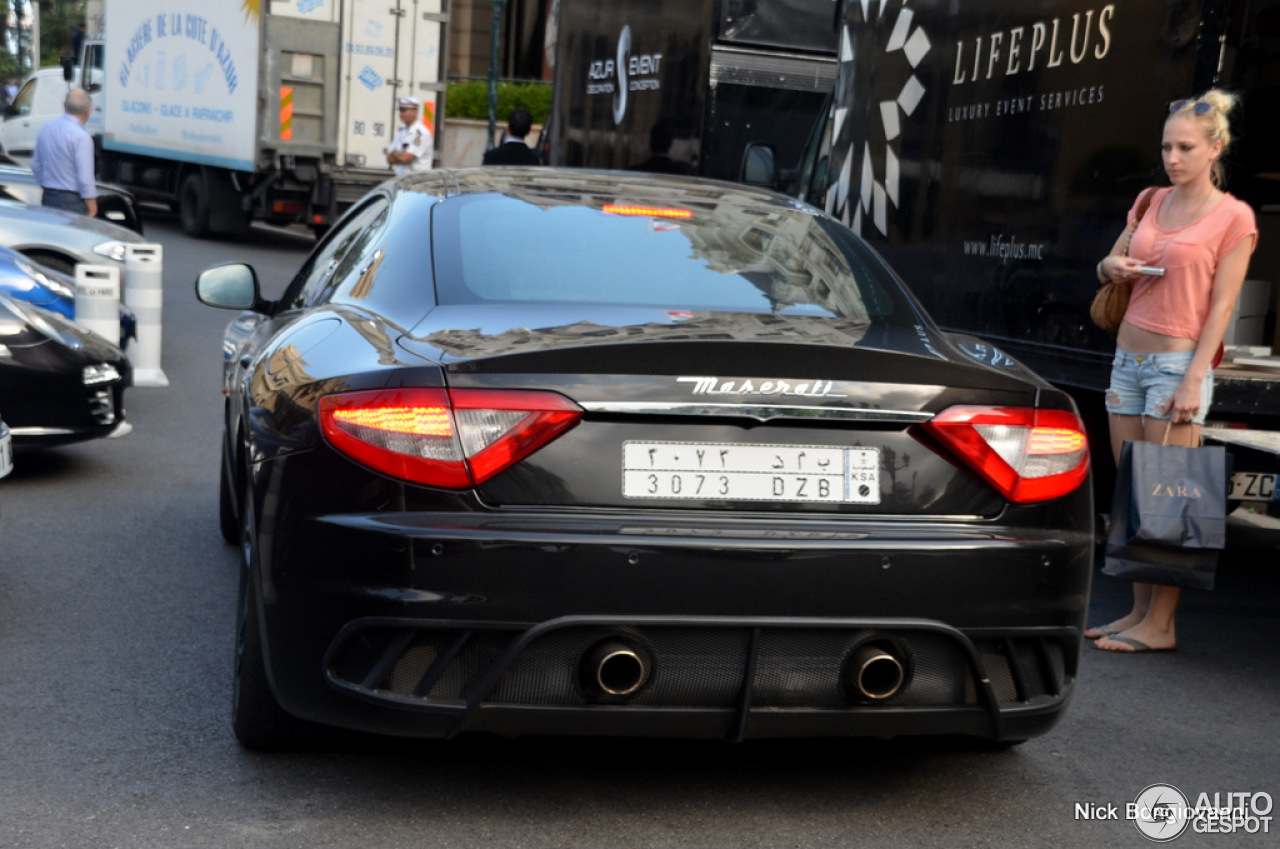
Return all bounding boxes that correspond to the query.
[232,480,304,750]
[179,173,212,238]
[218,439,239,545]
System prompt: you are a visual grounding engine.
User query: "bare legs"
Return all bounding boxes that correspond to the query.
[1091,413,1197,652]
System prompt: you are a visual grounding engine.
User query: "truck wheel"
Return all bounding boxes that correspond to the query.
[180,173,212,238]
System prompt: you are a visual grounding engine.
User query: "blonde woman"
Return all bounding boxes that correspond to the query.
[1088,90,1257,653]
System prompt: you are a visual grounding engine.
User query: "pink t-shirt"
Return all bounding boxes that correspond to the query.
[1123,187,1257,341]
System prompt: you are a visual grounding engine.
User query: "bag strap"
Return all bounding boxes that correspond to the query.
[1123,187,1159,257]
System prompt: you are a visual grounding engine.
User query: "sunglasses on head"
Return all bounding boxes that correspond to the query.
[1170,99,1213,115]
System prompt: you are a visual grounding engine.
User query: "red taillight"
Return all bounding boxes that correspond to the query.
[921,406,1090,503]
[602,204,693,219]
[318,388,582,488]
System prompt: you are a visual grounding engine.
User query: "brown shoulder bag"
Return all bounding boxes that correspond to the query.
[1090,187,1158,334]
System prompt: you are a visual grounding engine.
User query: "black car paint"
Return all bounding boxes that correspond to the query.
[206,169,1093,747]
[0,296,131,447]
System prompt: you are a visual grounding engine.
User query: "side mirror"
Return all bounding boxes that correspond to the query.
[59,55,75,82]
[196,263,263,311]
[740,143,778,188]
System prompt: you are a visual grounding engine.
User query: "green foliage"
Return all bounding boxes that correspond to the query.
[0,50,20,82]
[445,79,552,124]
[38,0,84,67]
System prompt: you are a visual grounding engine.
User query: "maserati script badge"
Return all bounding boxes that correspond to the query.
[677,377,845,399]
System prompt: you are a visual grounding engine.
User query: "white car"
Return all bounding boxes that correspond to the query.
[0,197,143,276]
[0,68,74,165]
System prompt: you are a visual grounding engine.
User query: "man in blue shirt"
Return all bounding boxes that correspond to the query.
[31,89,98,218]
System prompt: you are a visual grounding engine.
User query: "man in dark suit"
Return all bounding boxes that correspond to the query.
[482,109,541,166]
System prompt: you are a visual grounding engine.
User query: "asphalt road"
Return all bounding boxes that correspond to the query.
[1,214,1277,848]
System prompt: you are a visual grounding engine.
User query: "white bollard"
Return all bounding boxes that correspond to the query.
[124,244,169,387]
[74,264,121,345]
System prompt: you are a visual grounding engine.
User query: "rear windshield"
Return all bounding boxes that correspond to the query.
[431,194,916,324]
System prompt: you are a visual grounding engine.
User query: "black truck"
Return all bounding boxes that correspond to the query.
[544,0,838,181]
[766,0,1280,509]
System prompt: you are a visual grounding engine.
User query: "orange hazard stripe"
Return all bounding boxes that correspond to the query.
[280,86,294,140]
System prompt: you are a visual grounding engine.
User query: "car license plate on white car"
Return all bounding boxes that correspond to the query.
[622,442,880,503]
[1229,472,1277,502]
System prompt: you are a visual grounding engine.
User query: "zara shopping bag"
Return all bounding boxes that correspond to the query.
[1102,436,1229,591]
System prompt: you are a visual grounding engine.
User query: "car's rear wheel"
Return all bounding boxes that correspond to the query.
[232,481,304,750]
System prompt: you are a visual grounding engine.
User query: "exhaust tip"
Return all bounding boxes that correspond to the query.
[844,642,907,701]
[581,638,650,699]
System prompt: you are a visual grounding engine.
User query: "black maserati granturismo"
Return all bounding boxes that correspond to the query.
[197,168,1093,750]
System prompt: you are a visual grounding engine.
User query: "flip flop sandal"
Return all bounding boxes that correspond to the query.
[1094,635,1175,653]
[1083,626,1120,639]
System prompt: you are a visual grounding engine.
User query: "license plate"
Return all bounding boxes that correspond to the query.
[1229,472,1277,502]
[0,430,12,479]
[622,441,880,503]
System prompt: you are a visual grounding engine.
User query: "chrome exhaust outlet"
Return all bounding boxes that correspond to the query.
[582,639,650,697]
[844,643,906,701]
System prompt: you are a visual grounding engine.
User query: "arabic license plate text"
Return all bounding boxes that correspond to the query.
[622,442,880,504]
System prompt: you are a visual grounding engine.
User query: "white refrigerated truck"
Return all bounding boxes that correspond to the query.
[74,0,447,237]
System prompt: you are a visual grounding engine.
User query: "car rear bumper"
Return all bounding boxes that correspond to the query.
[315,615,1077,743]
[256,508,1093,743]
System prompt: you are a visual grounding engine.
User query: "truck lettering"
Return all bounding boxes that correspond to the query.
[952,5,1115,84]
[190,107,233,123]
[121,100,152,115]
[185,14,209,45]
[209,30,240,94]
[628,53,662,75]
[588,60,615,80]
[121,21,154,87]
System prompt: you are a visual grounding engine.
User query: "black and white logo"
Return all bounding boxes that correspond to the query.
[1132,784,1192,842]
[584,25,663,126]
[826,0,931,238]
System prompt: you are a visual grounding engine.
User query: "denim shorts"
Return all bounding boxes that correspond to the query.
[1105,349,1213,424]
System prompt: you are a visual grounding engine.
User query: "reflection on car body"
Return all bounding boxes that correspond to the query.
[0,244,136,348]
[198,168,1093,750]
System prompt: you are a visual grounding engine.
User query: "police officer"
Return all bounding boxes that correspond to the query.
[385,95,433,175]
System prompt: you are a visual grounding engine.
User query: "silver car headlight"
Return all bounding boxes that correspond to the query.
[83,363,121,385]
[92,240,131,263]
